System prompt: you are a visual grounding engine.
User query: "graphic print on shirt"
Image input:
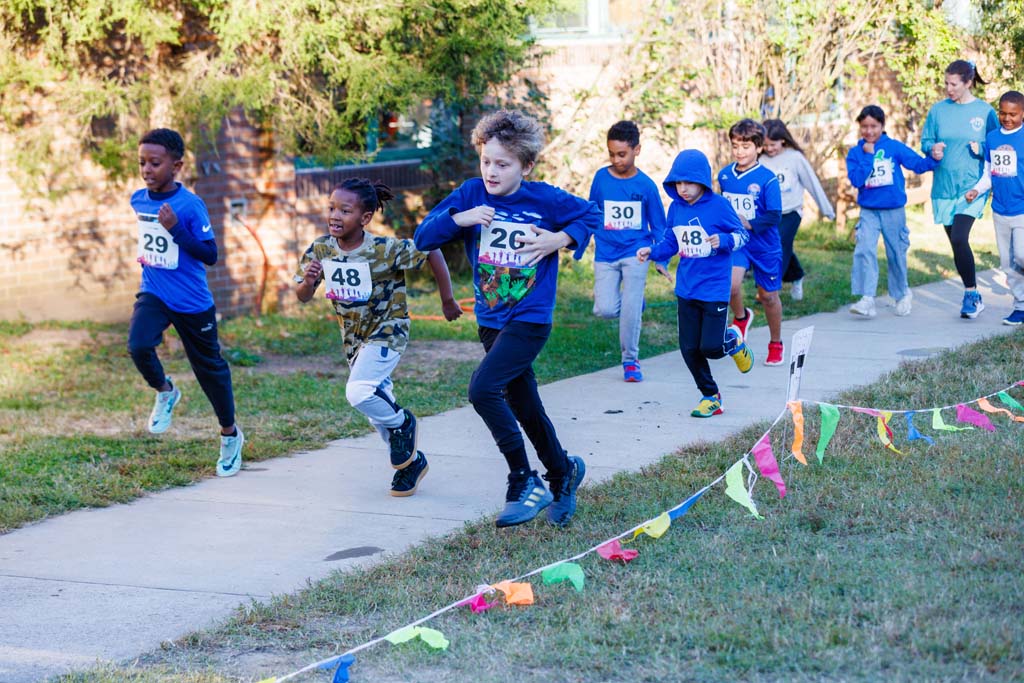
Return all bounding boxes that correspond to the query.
[672,217,712,258]
[865,150,895,188]
[992,144,1018,178]
[476,210,538,309]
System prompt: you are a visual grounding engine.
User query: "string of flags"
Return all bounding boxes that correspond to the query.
[257,377,1024,683]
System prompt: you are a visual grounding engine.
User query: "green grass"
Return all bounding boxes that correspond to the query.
[0,208,1000,532]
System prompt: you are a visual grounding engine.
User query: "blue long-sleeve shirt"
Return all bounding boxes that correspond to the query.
[717,162,781,256]
[414,177,600,329]
[846,134,938,209]
[587,167,668,264]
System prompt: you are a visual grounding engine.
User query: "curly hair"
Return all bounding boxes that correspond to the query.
[471,110,544,166]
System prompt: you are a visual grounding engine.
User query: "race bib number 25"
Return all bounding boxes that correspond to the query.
[137,213,179,270]
[323,260,372,302]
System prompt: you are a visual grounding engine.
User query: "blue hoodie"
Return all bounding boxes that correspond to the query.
[846,133,938,209]
[649,150,749,302]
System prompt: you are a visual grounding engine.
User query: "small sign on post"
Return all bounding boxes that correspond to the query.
[787,326,814,402]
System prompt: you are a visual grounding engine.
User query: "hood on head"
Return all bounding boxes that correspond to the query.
[663,149,712,202]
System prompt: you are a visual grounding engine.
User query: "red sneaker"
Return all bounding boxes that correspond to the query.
[731,307,754,340]
[765,341,784,366]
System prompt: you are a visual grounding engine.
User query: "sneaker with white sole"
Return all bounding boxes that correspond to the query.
[791,278,804,301]
[894,293,912,317]
[1003,309,1024,326]
[148,379,181,434]
[960,290,984,319]
[495,469,552,528]
[850,296,877,318]
[217,426,244,477]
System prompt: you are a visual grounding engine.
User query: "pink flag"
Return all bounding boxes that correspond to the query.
[468,594,493,614]
[596,539,639,563]
[752,435,787,498]
[956,403,996,431]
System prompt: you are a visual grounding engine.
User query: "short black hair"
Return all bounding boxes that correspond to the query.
[607,120,640,147]
[1000,90,1024,108]
[140,128,185,160]
[728,118,765,147]
[856,105,886,126]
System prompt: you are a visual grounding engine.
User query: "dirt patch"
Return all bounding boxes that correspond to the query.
[11,328,120,350]
[238,340,484,378]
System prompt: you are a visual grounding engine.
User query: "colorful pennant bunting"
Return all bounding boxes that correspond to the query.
[631,512,671,540]
[330,654,356,682]
[596,539,639,563]
[956,403,996,431]
[977,396,1024,422]
[998,390,1024,413]
[385,626,449,650]
[724,460,763,519]
[816,402,840,463]
[492,580,534,605]
[787,401,807,465]
[668,487,706,520]
[904,411,934,446]
[467,594,493,613]
[541,562,585,592]
[875,411,902,453]
[932,408,973,431]
[751,434,786,498]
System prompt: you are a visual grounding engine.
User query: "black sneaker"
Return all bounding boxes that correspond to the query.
[390,451,428,497]
[387,409,418,469]
[495,469,552,528]
[544,456,586,527]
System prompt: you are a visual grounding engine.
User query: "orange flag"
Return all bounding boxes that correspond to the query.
[787,401,807,465]
[491,580,534,606]
[977,397,1024,423]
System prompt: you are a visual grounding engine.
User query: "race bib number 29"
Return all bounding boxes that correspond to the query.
[478,221,529,268]
[323,260,372,302]
[137,213,179,269]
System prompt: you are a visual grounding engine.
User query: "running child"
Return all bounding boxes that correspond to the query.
[760,119,836,301]
[128,128,243,477]
[846,105,942,318]
[966,90,1024,326]
[718,119,785,366]
[414,109,601,528]
[638,149,753,418]
[295,178,461,497]
[588,120,670,382]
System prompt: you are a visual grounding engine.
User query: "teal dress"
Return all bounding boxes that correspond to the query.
[921,98,999,224]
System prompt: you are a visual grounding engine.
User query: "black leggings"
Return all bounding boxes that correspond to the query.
[944,214,977,288]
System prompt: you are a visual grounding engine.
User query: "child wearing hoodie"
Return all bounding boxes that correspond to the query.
[637,149,754,418]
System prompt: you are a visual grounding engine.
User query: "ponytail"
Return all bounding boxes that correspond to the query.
[946,59,986,88]
[334,178,395,214]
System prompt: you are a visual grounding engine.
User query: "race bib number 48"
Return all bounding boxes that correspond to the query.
[603,200,642,230]
[865,157,894,188]
[137,213,179,269]
[323,260,372,302]
[992,148,1018,177]
[673,223,712,258]
[479,221,529,268]
[723,192,756,220]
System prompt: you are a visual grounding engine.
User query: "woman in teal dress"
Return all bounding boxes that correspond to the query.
[921,59,999,319]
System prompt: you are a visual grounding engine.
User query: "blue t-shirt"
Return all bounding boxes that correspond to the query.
[846,134,937,210]
[130,183,215,313]
[414,177,600,329]
[922,98,999,200]
[717,162,781,256]
[587,167,668,263]
[985,127,1024,217]
[649,192,748,302]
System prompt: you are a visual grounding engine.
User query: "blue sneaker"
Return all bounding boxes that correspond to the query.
[545,455,586,527]
[960,290,984,319]
[1003,309,1024,326]
[623,361,643,382]
[495,469,552,528]
[390,451,429,497]
[387,409,418,470]
[148,378,181,434]
[217,426,244,477]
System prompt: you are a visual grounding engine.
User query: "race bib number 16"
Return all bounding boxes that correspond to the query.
[137,213,179,269]
[323,260,372,302]
[723,192,756,220]
[479,221,528,268]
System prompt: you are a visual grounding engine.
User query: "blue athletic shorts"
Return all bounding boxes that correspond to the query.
[733,246,782,292]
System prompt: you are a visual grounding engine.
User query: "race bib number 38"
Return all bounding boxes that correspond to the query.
[323,260,372,302]
[137,213,179,269]
[992,148,1018,177]
[722,192,756,220]
[673,223,712,258]
[479,220,529,268]
[603,200,642,230]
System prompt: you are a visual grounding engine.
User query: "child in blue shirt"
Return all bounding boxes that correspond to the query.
[846,105,942,318]
[638,149,752,418]
[415,109,601,528]
[128,128,243,477]
[967,90,1024,326]
[718,119,785,367]
[587,120,670,382]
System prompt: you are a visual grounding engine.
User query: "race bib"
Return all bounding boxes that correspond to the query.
[603,200,642,230]
[865,157,894,188]
[992,148,1018,177]
[723,192,756,220]
[672,223,712,258]
[478,220,529,268]
[323,260,372,302]
[137,213,179,270]
[776,172,793,193]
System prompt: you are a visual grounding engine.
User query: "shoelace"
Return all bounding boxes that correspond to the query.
[505,473,532,502]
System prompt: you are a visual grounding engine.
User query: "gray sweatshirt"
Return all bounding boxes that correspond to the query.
[760,148,835,218]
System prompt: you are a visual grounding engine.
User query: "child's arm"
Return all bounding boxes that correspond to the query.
[516,187,601,265]
[295,259,322,303]
[895,141,940,175]
[414,184,481,251]
[747,176,781,234]
[159,203,218,265]
[710,199,748,256]
[795,154,836,220]
[966,162,992,203]
[426,249,462,321]
[644,184,672,279]
[845,145,874,189]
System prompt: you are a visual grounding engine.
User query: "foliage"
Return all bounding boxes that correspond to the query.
[977,0,1024,82]
[0,0,555,193]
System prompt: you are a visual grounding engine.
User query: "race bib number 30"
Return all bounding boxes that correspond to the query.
[323,260,372,302]
[603,200,642,230]
[479,221,529,268]
[723,192,756,220]
[137,213,179,269]
[865,157,894,188]
[992,148,1018,177]
[673,223,712,258]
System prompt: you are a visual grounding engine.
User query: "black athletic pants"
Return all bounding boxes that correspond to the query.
[944,214,977,288]
[780,211,806,283]
[677,297,730,398]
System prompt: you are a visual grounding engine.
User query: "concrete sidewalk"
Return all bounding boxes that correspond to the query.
[1,272,1021,682]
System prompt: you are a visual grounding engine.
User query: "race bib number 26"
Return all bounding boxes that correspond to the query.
[323,260,372,302]
[137,213,179,270]
[478,221,529,268]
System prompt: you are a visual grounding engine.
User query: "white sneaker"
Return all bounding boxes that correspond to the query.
[894,293,913,317]
[850,296,877,318]
[791,278,804,301]
[148,379,181,434]
[217,426,244,477]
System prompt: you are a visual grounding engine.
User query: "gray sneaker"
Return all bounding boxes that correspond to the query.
[148,379,181,434]
[217,426,244,477]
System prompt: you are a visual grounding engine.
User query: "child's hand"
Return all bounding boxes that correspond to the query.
[453,205,495,228]
[158,203,178,230]
[303,259,323,285]
[654,262,673,283]
[707,234,720,249]
[931,142,946,161]
[740,217,752,231]
[515,225,571,266]
[969,141,980,156]
[441,298,463,321]
[862,141,874,155]
[636,247,652,263]
[965,189,979,203]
